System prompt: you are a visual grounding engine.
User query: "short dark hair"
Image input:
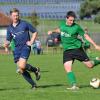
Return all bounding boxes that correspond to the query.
[66,11,76,18]
[10,8,20,14]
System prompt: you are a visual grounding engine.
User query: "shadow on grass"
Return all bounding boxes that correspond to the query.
[0,87,24,91]
[37,83,66,88]
[0,84,66,91]
[79,84,90,88]
[80,84,100,89]
[40,70,49,73]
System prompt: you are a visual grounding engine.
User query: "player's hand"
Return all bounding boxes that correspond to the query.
[3,41,10,53]
[26,41,32,46]
[4,40,10,48]
[5,47,9,53]
[95,45,100,51]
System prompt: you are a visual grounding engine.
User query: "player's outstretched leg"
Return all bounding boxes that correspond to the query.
[25,64,41,81]
[22,70,37,89]
[92,57,100,67]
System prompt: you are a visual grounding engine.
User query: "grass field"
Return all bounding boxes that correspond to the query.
[0,50,100,100]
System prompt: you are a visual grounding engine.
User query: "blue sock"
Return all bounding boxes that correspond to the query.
[22,70,36,86]
[25,64,37,72]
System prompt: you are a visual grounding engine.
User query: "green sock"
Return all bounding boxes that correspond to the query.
[67,72,76,86]
[92,58,100,66]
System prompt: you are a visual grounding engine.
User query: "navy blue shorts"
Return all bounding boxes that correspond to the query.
[13,45,31,63]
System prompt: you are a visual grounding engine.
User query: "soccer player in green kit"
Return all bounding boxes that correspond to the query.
[48,11,100,90]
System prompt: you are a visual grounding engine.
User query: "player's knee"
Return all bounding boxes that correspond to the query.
[84,61,94,68]
[64,65,72,72]
[18,64,26,70]
[86,64,94,68]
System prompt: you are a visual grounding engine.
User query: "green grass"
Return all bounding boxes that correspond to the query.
[0,51,100,100]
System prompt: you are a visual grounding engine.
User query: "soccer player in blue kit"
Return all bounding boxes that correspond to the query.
[4,8,40,89]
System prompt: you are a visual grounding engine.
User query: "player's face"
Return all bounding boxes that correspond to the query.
[66,16,75,26]
[10,12,19,23]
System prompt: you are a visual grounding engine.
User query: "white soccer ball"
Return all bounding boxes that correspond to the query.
[90,78,100,88]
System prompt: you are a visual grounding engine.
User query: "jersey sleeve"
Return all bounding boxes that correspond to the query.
[6,27,13,42]
[27,23,37,33]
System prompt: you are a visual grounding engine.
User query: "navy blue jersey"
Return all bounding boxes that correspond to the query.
[6,20,37,47]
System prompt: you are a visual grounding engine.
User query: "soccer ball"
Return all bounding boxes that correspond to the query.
[90,78,100,88]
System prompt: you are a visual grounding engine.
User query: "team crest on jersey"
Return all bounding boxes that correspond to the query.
[61,31,71,37]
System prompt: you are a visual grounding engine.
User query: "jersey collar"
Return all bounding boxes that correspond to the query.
[11,20,21,28]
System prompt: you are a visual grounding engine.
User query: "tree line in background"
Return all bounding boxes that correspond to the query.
[80,0,100,23]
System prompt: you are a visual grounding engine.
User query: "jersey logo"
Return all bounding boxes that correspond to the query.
[61,31,71,37]
[14,31,24,35]
[11,31,24,39]
[11,33,16,39]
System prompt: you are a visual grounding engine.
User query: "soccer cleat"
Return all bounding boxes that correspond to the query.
[67,85,79,90]
[96,57,100,60]
[31,84,37,90]
[35,67,41,81]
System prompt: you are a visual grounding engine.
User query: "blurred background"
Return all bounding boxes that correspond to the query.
[0,0,100,49]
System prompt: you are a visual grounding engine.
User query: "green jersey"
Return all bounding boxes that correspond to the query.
[59,21,85,51]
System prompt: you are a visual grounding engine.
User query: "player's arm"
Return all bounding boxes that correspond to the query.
[48,28,61,35]
[4,28,12,52]
[84,33,100,50]
[26,23,38,46]
[27,32,38,46]
[77,25,100,51]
